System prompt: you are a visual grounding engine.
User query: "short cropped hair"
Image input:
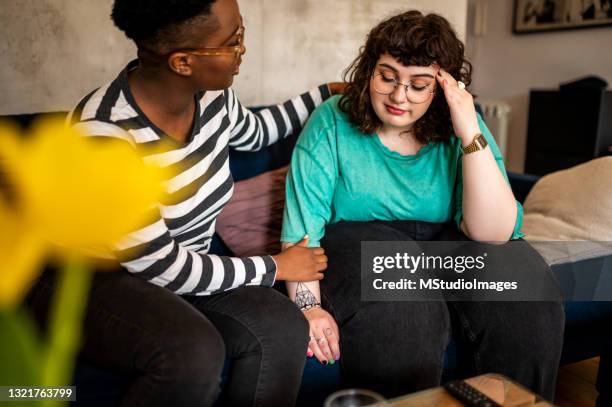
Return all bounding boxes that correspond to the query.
[111,0,217,54]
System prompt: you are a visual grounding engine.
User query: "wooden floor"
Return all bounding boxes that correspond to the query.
[555,357,599,407]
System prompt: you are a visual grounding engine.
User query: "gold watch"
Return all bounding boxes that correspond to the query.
[462,133,488,155]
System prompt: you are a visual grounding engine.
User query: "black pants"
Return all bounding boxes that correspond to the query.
[26,270,309,407]
[319,220,565,400]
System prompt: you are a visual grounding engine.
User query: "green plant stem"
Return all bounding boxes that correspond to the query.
[41,258,92,407]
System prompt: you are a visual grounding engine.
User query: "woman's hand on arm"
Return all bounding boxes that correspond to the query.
[273,236,328,281]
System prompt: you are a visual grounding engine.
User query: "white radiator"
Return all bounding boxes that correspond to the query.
[479,100,511,160]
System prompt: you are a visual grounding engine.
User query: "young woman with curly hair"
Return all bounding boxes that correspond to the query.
[281,10,564,400]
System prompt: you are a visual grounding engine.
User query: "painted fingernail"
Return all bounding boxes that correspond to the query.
[444,79,448,85]
[322,360,328,365]
[329,359,335,365]
[334,354,340,360]
[307,350,314,357]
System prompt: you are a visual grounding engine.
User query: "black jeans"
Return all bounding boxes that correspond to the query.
[26,270,309,407]
[319,220,565,400]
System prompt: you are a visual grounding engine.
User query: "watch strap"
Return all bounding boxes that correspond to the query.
[462,133,488,154]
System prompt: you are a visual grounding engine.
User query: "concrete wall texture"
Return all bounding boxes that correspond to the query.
[0,0,135,114]
[0,0,467,114]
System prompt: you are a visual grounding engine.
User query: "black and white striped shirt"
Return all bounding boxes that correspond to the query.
[69,59,330,295]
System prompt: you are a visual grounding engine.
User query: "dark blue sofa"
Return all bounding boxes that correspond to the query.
[5,112,612,406]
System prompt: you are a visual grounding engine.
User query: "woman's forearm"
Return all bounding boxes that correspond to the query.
[282,242,323,305]
[461,145,517,242]
[285,280,322,305]
[435,69,517,243]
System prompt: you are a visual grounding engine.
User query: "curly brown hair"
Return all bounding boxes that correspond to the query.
[338,10,472,144]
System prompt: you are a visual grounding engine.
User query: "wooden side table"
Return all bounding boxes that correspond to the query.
[387,374,556,406]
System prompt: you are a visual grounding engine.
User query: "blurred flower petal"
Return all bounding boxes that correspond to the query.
[15,119,169,257]
[0,118,171,306]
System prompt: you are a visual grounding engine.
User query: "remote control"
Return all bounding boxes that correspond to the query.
[443,380,502,407]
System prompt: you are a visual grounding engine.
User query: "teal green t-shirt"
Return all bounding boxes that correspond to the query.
[281,96,524,246]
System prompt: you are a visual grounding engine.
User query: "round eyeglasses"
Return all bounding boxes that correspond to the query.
[371,72,435,104]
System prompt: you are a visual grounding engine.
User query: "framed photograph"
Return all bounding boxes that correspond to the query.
[513,0,612,34]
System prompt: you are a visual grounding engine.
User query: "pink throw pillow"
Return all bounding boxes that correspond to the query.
[216,166,288,257]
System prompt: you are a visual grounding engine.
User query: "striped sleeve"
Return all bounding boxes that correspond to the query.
[114,218,277,295]
[67,113,278,295]
[227,84,332,151]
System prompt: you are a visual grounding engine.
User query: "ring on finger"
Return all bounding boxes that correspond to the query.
[457,81,466,90]
[318,337,327,345]
[324,328,333,337]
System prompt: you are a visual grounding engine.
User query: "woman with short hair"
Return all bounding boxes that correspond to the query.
[27,0,344,405]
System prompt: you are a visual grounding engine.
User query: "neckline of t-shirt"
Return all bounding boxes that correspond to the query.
[119,59,203,146]
[370,132,435,161]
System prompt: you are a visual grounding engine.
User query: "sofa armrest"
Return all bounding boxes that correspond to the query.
[508,172,540,204]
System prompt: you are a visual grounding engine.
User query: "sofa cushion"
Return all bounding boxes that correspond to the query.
[216,166,288,256]
[522,157,612,265]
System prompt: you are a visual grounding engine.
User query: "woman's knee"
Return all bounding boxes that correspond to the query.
[474,301,564,360]
[526,301,565,358]
[260,290,309,347]
[340,301,449,394]
[124,321,225,407]
[343,301,450,356]
[150,319,226,382]
[283,303,310,340]
[225,287,309,350]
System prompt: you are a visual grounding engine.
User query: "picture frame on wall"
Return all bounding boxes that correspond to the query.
[513,0,612,34]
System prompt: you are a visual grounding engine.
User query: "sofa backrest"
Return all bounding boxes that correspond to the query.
[228,106,299,181]
[1,105,536,201]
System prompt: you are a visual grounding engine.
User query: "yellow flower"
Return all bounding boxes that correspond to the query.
[0,118,170,308]
[0,197,46,309]
[0,123,45,309]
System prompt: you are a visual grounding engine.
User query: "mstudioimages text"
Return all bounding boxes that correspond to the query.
[372,278,519,292]
[372,252,487,274]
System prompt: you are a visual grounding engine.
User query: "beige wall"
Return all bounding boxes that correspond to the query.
[465,0,612,172]
[234,0,468,106]
[0,0,135,115]
[0,0,467,114]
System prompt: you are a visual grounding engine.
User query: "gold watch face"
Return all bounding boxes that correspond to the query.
[476,134,488,148]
